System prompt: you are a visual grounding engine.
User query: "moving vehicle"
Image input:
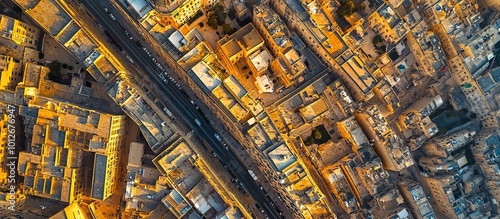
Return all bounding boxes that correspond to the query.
[214,133,222,141]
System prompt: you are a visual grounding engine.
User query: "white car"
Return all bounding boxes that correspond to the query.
[214,133,221,141]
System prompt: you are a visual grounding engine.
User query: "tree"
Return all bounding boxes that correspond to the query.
[223,23,233,35]
[314,129,322,140]
[372,34,383,45]
[214,3,226,25]
[208,14,218,29]
[358,2,366,11]
[338,0,357,17]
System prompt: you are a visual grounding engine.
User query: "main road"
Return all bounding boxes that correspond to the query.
[80,1,281,218]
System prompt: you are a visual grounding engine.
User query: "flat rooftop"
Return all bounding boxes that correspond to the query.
[377,4,400,29]
[27,0,71,36]
[121,90,176,151]
[260,116,279,143]
[254,6,294,50]
[223,75,247,98]
[185,179,226,216]
[56,20,80,44]
[163,189,192,218]
[218,23,263,52]
[299,99,328,122]
[93,56,119,80]
[92,154,107,200]
[248,123,272,150]
[317,139,352,166]
[190,62,222,91]
[22,62,46,87]
[220,38,241,58]
[267,143,297,171]
[58,104,112,138]
[126,0,152,18]
[212,85,248,121]
[178,42,213,70]
[241,28,264,51]
[341,57,377,94]
[64,29,98,61]
[249,49,271,73]
[153,141,193,174]
[128,142,145,168]
[284,48,307,75]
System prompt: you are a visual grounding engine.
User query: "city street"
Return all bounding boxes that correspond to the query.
[76,1,281,218]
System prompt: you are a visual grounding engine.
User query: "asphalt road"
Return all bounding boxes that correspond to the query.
[80,1,280,218]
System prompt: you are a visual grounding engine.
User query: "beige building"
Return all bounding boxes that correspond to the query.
[472,130,500,207]
[423,129,476,158]
[398,95,443,150]
[355,105,414,171]
[253,4,307,88]
[0,55,22,91]
[420,174,460,219]
[155,0,216,26]
[368,4,408,44]
[336,116,370,153]
[0,105,8,187]
[419,168,491,219]
[0,15,40,49]
[17,97,127,202]
[217,23,265,66]
[323,165,360,214]
[266,0,381,101]
[397,179,435,219]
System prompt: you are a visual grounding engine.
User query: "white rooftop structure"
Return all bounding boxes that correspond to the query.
[255,75,274,93]
[268,143,296,171]
[126,0,153,18]
[190,62,222,91]
[168,30,188,49]
[249,49,271,72]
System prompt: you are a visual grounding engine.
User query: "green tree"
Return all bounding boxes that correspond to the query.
[208,14,218,29]
[314,129,322,140]
[223,23,233,35]
[214,3,226,25]
[338,0,357,17]
[372,34,383,45]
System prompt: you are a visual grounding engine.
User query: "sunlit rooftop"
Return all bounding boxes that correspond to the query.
[267,143,297,171]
